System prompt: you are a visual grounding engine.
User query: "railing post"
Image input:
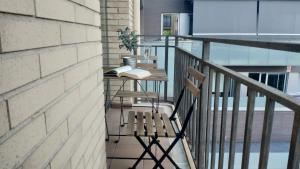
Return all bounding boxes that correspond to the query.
[241,89,256,169]
[197,41,210,169]
[164,36,169,102]
[258,98,275,169]
[287,108,300,169]
[174,36,179,103]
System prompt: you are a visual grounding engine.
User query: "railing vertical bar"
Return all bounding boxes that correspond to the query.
[228,81,241,169]
[174,49,177,102]
[174,38,178,103]
[205,68,214,169]
[211,72,221,169]
[184,53,189,128]
[164,36,169,101]
[287,109,300,169]
[187,55,192,140]
[178,50,181,119]
[218,75,230,169]
[258,97,275,169]
[241,89,256,169]
[197,41,210,169]
[195,59,201,160]
[180,51,185,121]
[191,57,197,153]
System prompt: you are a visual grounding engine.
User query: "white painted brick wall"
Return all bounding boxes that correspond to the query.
[87,27,102,41]
[36,0,75,22]
[50,127,82,169]
[79,73,98,98]
[85,0,101,12]
[0,0,34,15]
[77,42,101,62]
[61,23,87,44]
[8,76,65,128]
[22,122,68,169]
[63,62,90,90]
[40,46,77,76]
[0,52,40,94]
[88,55,102,73]
[0,14,61,52]
[75,5,99,26]
[45,88,81,132]
[0,101,9,138]
[0,115,46,169]
[67,86,100,133]
[0,0,106,169]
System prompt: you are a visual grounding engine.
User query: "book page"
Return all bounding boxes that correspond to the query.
[104,66,132,76]
[119,69,152,79]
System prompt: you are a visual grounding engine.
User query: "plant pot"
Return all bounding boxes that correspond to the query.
[122,56,136,68]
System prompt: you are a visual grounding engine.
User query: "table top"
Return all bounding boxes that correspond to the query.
[103,67,168,81]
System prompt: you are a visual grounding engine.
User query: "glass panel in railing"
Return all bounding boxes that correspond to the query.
[178,38,203,58]
[138,35,176,101]
[210,42,300,66]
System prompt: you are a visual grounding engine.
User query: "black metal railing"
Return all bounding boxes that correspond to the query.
[137,35,300,169]
[173,36,300,169]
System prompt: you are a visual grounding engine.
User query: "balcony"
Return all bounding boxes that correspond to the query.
[105,35,300,169]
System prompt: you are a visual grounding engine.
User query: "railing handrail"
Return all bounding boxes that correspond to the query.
[176,46,300,111]
[139,34,300,53]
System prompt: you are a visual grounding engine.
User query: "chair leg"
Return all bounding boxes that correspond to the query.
[151,137,180,169]
[130,137,156,169]
[120,97,125,127]
[156,81,162,113]
[152,98,154,113]
[153,136,182,169]
[115,98,123,143]
[130,136,164,169]
[105,115,109,141]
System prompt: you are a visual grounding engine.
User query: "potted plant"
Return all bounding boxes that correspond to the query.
[117,27,138,54]
[117,27,138,67]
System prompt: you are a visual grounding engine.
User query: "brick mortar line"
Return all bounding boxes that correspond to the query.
[39,100,105,169]
[44,98,105,169]
[0,70,104,144]
[67,0,101,14]
[0,11,101,33]
[0,41,99,57]
[0,36,101,55]
[0,53,102,99]
[73,116,105,168]
[0,88,105,169]
[87,128,106,168]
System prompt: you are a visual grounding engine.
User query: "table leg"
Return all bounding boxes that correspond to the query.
[156,81,162,113]
[105,79,127,142]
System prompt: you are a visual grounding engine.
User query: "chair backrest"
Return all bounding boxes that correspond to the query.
[169,67,205,135]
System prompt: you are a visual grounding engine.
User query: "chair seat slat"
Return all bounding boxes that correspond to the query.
[145,112,154,136]
[153,113,165,137]
[161,113,176,137]
[136,112,144,136]
[127,111,135,135]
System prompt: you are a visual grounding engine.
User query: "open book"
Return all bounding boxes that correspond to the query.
[104,66,152,79]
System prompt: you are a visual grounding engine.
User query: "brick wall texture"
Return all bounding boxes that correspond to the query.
[101,0,135,104]
[0,0,106,169]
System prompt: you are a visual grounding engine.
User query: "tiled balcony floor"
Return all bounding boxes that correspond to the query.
[105,105,190,169]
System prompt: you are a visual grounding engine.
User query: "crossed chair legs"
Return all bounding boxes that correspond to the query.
[129,135,182,169]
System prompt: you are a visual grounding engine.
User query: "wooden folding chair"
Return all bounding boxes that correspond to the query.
[127,67,205,169]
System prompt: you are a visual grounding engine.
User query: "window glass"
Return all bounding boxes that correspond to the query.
[268,74,279,89]
[278,74,286,91]
[163,15,171,27]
